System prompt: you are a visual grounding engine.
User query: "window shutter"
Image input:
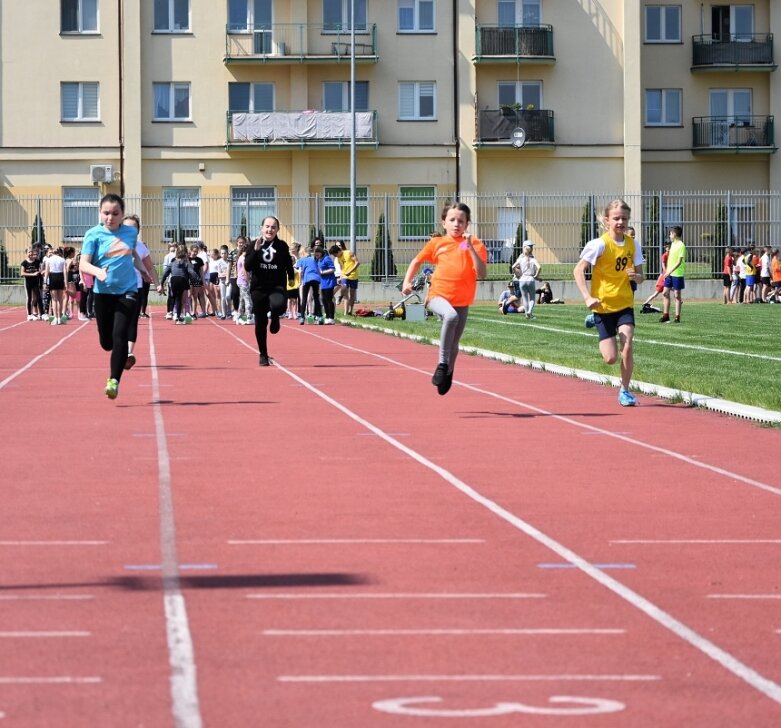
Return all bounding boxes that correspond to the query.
[62,84,79,119]
[82,83,99,118]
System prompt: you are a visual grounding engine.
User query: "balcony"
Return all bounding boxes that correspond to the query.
[224,23,378,64]
[692,116,775,153]
[692,34,776,71]
[475,108,555,147]
[226,110,378,149]
[474,25,554,64]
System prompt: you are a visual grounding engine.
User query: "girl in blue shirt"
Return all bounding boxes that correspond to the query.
[79,194,148,400]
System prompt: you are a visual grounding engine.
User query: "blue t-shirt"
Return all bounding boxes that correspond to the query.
[295,255,321,285]
[317,254,337,290]
[82,223,138,295]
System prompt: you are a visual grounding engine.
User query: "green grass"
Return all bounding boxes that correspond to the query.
[342,302,781,412]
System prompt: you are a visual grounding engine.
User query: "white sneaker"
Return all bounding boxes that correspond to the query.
[165,312,173,320]
[27,314,34,321]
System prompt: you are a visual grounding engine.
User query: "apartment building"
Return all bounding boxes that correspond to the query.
[0,1,778,256]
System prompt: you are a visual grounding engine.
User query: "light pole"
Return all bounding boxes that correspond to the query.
[349,0,356,252]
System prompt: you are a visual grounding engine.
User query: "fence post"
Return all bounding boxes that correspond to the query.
[383,193,389,282]
[36,198,43,246]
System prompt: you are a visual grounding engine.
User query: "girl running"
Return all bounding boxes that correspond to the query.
[401,202,488,395]
[79,194,147,400]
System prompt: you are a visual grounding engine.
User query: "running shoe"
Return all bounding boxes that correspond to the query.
[437,371,454,396]
[259,354,270,367]
[269,316,280,334]
[432,363,448,387]
[618,389,637,407]
[105,378,119,400]
[124,353,136,371]
[659,314,670,323]
[584,313,596,329]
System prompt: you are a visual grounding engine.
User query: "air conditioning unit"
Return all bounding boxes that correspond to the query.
[90,164,113,184]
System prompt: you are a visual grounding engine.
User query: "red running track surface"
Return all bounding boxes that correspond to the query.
[1,308,780,727]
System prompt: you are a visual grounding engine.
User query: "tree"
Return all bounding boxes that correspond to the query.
[512,223,524,264]
[31,214,47,249]
[239,214,248,239]
[643,195,661,277]
[370,213,395,280]
[580,197,597,250]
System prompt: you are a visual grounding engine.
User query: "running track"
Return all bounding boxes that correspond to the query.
[1,306,780,727]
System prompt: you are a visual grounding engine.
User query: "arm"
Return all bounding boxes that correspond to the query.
[79,254,107,283]
[401,258,422,295]
[465,235,487,279]
[141,253,161,290]
[573,258,599,310]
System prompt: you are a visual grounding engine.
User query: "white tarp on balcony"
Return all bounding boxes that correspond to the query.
[231,111,373,142]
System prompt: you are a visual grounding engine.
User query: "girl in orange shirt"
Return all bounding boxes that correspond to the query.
[402,202,488,395]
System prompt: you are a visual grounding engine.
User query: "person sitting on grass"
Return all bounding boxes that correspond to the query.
[498,283,521,314]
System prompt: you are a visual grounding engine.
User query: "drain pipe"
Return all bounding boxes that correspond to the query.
[118,0,125,195]
[453,0,460,198]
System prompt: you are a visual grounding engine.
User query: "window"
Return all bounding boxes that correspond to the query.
[164,189,200,243]
[710,88,752,122]
[324,187,368,239]
[712,5,754,42]
[398,0,434,32]
[399,186,436,240]
[498,0,540,27]
[228,0,272,32]
[497,81,541,110]
[61,82,99,122]
[63,187,99,240]
[61,0,98,33]
[323,0,367,32]
[153,83,191,121]
[323,81,369,112]
[645,5,681,42]
[229,83,274,112]
[645,89,681,126]
[399,82,435,120]
[231,188,276,239]
[154,0,190,32]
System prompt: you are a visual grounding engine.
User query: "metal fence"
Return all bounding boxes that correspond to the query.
[2,190,779,283]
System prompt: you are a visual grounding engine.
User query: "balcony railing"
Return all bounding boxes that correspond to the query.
[476,109,555,145]
[224,23,378,63]
[226,110,378,148]
[692,34,775,69]
[692,116,775,151]
[474,25,554,62]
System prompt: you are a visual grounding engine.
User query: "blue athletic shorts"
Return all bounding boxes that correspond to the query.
[745,274,756,288]
[664,276,685,291]
[594,307,635,341]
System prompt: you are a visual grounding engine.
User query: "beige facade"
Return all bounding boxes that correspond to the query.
[0,1,778,253]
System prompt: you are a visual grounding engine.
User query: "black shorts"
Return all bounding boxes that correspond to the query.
[594,307,635,341]
[722,273,731,287]
[286,288,299,300]
[208,272,219,285]
[48,272,65,290]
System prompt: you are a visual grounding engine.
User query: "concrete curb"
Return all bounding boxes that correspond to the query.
[340,319,781,425]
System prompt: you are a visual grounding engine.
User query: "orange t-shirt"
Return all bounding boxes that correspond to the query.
[771,257,781,283]
[413,235,488,307]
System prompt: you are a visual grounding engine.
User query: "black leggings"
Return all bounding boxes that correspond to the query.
[229,278,240,312]
[300,281,322,318]
[321,287,335,319]
[93,292,137,381]
[251,287,287,356]
[169,277,189,318]
[139,281,151,315]
[25,279,42,315]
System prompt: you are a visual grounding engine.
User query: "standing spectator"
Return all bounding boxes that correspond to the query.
[641,242,669,312]
[316,246,338,324]
[660,226,686,323]
[162,242,177,319]
[286,243,302,320]
[44,246,67,325]
[79,194,147,399]
[401,202,488,396]
[40,245,53,319]
[161,244,197,323]
[769,249,781,302]
[296,245,323,324]
[63,246,80,320]
[189,244,207,318]
[722,247,735,304]
[205,248,221,317]
[216,246,230,319]
[511,241,540,319]
[20,247,43,320]
[742,247,756,304]
[573,199,644,407]
[235,238,252,324]
[330,240,360,316]
[243,216,295,366]
[759,245,772,303]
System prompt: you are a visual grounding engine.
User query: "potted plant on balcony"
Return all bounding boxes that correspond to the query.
[500,102,522,117]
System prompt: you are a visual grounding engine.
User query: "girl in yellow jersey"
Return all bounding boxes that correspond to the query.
[573,199,645,407]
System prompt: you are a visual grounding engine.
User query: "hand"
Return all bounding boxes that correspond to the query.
[585,296,600,310]
[626,267,637,281]
[95,267,108,282]
[401,283,412,295]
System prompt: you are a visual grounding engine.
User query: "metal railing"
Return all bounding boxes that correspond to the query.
[692,116,775,150]
[476,109,555,144]
[475,25,554,59]
[692,34,774,67]
[2,191,780,283]
[224,23,378,62]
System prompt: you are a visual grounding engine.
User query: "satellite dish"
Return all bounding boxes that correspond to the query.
[511,127,526,149]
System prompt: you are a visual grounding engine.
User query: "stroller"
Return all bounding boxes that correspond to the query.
[383,268,431,320]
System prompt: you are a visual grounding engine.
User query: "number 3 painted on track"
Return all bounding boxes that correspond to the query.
[373,695,625,717]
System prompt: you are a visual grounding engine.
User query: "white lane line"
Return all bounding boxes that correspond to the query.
[229,539,485,545]
[612,540,781,545]
[0,541,108,546]
[315,330,781,497]
[0,631,90,638]
[263,628,624,636]
[147,319,203,728]
[0,320,27,333]
[248,592,545,600]
[0,595,93,601]
[707,594,781,600]
[468,313,781,363]
[278,674,661,684]
[0,677,101,685]
[221,325,781,706]
[0,322,89,391]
